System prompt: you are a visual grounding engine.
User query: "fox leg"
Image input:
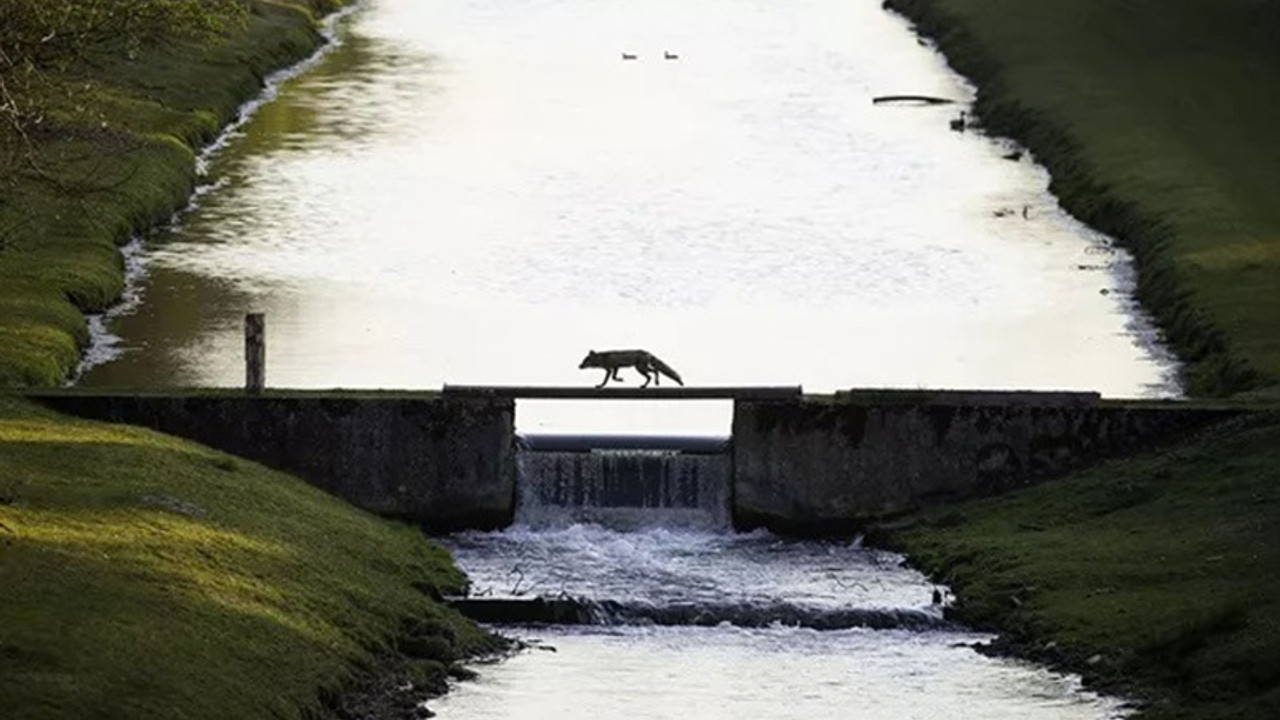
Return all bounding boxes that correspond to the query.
[597,369,611,388]
[639,366,654,388]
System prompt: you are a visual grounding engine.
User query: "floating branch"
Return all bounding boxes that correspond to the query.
[872,94,956,105]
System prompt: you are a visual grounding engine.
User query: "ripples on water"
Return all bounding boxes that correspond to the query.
[438,456,1129,719]
[449,525,925,610]
[440,525,1129,720]
[81,0,1178,436]
[70,1,1157,714]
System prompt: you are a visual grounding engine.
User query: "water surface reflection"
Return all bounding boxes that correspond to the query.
[82,0,1178,435]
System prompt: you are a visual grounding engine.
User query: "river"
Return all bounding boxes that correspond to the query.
[78,0,1176,434]
[437,530,1128,720]
[430,455,1128,719]
[78,0,1170,713]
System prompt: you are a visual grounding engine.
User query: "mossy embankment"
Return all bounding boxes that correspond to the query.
[876,413,1280,719]
[0,0,354,387]
[884,0,1280,396]
[0,395,503,719]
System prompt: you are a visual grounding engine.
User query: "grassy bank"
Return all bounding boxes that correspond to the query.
[876,413,1280,719]
[0,395,501,719]
[0,7,513,716]
[0,0,351,387]
[885,0,1280,396]
[869,3,1280,713]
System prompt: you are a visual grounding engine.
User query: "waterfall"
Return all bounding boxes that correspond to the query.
[514,435,731,529]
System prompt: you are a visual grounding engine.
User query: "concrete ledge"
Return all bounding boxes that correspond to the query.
[832,389,1101,406]
[442,384,802,400]
[517,434,730,454]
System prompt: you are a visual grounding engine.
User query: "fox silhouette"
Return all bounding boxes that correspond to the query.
[579,349,684,388]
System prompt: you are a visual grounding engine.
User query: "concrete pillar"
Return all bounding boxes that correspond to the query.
[245,313,265,394]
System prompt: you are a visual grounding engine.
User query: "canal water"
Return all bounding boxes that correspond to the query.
[432,450,1129,719]
[76,0,1168,712]
[78,0,1177,435]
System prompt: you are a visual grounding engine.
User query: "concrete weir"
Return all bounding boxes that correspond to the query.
[27,388,1247,534]
[732,390,1242,534]
[30,392,515,531]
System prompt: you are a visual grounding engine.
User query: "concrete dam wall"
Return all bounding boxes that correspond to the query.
[732,390,1242,534]
[31,393,515,531]
[29,389,1245,534]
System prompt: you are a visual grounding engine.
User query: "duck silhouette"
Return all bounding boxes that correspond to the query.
[949,111,967,132]
[664,50,679,60]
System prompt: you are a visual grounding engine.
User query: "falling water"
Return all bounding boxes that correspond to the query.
[515,435,731,529]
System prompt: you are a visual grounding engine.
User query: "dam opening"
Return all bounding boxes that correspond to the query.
[514,433,733,530]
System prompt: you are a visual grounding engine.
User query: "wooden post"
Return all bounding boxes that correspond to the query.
[245,313,265,395]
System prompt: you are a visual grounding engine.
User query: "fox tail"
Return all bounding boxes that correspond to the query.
[651,356,684,386]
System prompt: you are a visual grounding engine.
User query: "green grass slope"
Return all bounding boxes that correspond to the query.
[886,0,1280,395]
[0,396,497,719]
[879,413,1280,719]
[0,1,350,387]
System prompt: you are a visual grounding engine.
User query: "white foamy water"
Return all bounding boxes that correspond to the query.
[448,525,930,610]
[80,0,1178,437]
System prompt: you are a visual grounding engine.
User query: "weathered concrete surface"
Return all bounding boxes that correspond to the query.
[31,392,515,531]
[732,392,1245,534]
[28,387,1260,536]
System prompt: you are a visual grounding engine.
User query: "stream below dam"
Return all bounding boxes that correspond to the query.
[431,452,1128,719]
[76,0,1177,713]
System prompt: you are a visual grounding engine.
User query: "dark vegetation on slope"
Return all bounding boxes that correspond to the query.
[877,413,1280,719]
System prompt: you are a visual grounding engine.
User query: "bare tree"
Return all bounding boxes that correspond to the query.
[0,0,248,175]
